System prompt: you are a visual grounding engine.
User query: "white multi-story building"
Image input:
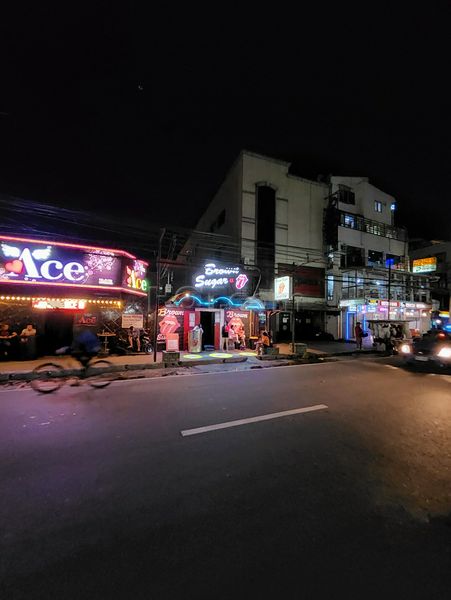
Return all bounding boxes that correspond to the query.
[326,176,431,337]
[180,150,432,340]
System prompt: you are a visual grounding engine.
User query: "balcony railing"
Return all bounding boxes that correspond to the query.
[339,212,407,242]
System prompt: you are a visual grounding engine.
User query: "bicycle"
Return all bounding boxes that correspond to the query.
[31,352,116,394]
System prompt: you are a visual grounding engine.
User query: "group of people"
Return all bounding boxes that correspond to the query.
[126,326,152,353]
[222,323,246,350]
[0,322,37,360]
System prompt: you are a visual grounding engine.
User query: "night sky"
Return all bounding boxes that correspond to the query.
[1,3,450,240]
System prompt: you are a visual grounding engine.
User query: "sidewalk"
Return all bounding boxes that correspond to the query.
[276,340,375,357]
[0,342,368,383]
[0,350,254,381]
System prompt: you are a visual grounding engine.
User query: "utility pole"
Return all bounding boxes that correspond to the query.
[152,228,166,363]
[291,293,303,352]
[386,257,394,318]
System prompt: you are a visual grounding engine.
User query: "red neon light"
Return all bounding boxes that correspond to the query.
[0,234,148,265]
[0,278,147,297]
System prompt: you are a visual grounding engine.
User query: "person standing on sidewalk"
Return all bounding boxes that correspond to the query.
[354,321,364,350]
[222,322,229,351]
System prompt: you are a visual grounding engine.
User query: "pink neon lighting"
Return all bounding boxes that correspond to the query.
[0,278,147,297]
[0,234,148,264]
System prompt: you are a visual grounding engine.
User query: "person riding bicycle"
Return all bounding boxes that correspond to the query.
[72,329,101,361]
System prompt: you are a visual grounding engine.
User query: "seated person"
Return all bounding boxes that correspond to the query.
[127,326,141,352]
[0,323,18,359]
[255,330,271,354]
[20,323,37,359]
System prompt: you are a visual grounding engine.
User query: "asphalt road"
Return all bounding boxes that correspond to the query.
[1,359,451,599]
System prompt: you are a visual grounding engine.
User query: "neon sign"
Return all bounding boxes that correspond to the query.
[124,260,148,292]
[194,263,249,290]
[0,236,148,296]
[1,245,86,282]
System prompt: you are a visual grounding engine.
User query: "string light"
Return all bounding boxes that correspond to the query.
[0,294,124,306]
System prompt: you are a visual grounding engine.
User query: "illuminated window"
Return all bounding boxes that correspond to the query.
[374,201,383,213]
[344,214,355,228]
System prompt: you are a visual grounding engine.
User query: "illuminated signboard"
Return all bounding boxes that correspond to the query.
[0,236,148,296]
[274,276,293,301]
[32,298,87,310]
[193,263,249,291]
[123,259,148,292]
[157,307,185,343]
[412,257,437,273]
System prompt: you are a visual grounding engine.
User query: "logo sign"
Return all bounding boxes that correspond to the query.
[121,314,144,329]
[194,263,249,291]
[274,276,293,301]
[74,313,97,326]
[412,257,437,273]
[157,307,185,342]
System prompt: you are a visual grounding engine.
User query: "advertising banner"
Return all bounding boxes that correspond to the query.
[157,307,185,347]
[274,276,292,301]
[224,310,250,341]
[278,264,325,298]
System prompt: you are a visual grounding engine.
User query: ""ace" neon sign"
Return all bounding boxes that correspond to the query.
[1,245,86,282]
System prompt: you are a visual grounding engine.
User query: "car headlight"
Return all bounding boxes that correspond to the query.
[400,344,411,354]
[437,347,451,359]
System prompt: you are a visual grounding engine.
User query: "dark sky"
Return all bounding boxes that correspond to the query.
[1,3,450,240]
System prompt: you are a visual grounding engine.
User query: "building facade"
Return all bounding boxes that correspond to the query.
[177,150,433,342]
[326,176,431,338]
[0,234,148,357]
[409,240,451,327]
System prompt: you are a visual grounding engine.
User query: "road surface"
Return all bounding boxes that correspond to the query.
[1,358,451,599]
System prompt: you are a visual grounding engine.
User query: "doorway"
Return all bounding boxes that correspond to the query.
[200,311,215,349]
[44,311,74,354]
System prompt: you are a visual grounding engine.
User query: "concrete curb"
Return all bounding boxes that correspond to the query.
[0,356,248,383]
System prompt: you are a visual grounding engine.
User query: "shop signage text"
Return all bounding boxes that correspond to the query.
[194,263,249,290]
[32,298,87,310]
[412,257,437,273]
[121,314,144,329]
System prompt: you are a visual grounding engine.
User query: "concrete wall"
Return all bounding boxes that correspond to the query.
[190,155,243,262]
[241,151,328,269]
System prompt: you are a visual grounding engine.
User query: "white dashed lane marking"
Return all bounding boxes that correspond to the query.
[181,404,328,437]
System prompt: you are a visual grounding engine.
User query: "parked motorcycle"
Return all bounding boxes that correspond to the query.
[139,329,153,354]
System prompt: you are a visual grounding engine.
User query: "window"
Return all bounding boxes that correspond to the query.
[338,185,355,205]
[368,250,383,266]
[341,245,365,268]
[365,221,382,236]
[344,214,355,228]
[209,209,226,232]
[374,201,383,213]
[217,209,226,228]
[327,276,334,301]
